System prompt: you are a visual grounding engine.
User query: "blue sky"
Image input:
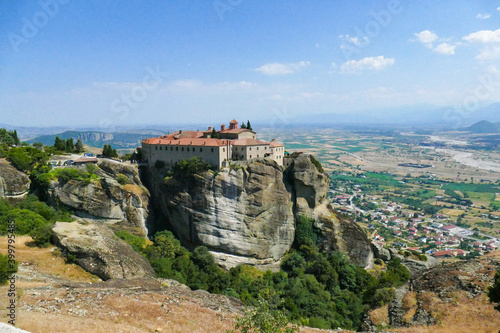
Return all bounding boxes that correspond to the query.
[1,0,499,128]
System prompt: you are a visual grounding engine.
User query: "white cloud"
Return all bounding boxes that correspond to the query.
[415,30,438,46]
[476,13,491,19]
[463,29,500,43]
[254,61,310,75]
[498,6,500,11]
[434,43,456,55]
[341,56,395,73]
[476,46,500,61]
[339,34,369,47]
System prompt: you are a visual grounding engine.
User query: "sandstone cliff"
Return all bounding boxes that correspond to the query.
[48,160,151,236]
[143,153,374,269]
[284,154,374,268]
[145,159,295,269]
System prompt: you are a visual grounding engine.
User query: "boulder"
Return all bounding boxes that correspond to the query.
[371,241,391,261]
[48,161,150,236]
[52,219,155,280]
[0,159,30,199]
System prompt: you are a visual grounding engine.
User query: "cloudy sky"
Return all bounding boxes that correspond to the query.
[1,1,499,128]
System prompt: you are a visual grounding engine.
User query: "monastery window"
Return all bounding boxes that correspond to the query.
[182,147,184,151]
[249,147,252,151]
[160,146,162,150]
[211,148,214,152]
[171,147,173,151]
[257,154,259,158]
[257,147,259,150]
[240,155,244,159]
[176,147,178,151]
[223,148,225,152]
[155,146,158,150]
[200,148,202,152]
[249,155,252,158]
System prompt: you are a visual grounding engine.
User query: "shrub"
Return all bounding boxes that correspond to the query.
[114,230,146,253]
[309,155,324,173]
[30,223,54,247]
[294,215,319,248]
[0,209,47,235]
[229,298,299,333]
[116,173,129,185]
[0,253,17,285]
[373,287,396,306]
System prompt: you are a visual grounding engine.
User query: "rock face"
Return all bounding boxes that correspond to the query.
[284,154,374,268]
[48,160,151,236]
[52,219,155,280]
[0,159,30,199]
[386,255,500,328]
[144,153,373,269]
[147,159,295,269]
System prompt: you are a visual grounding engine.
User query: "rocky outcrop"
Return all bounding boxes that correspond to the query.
[144,153,373,269]
[52,219,155,280]
[0,159,30,199]
[147,159,295,269]
[284,154,374,268]
[48,160,150,236]
[386,255,500,328]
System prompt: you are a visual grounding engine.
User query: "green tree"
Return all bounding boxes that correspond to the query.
[246,120,252,131]
[12,130,19,146]
[32,142,43,150]
[65,138,74,152]
[241,122,247,129]
[54,136,65,151]
[211,128,219,138]
[75,139,83,153]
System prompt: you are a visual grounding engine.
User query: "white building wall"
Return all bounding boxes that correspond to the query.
[143,142,229,168]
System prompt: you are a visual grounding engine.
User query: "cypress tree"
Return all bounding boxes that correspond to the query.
[54,137,65,151]
[12,130,19,145]
[75,139,83,153]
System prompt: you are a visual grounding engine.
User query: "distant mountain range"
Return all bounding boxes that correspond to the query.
[26,130,166,149]
[289,102,500,128]
[463,120,500,134]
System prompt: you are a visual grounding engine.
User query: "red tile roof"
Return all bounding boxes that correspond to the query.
[220,128,254,134]
[270,141,284,147]
[229,119,238,124]
[232,138,270,146]
[142,137,228,147]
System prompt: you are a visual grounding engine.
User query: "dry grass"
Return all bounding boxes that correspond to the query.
[0,236,96,283]
[369,304,389,327]
[123,184,144,195]
[395,292,500,333]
